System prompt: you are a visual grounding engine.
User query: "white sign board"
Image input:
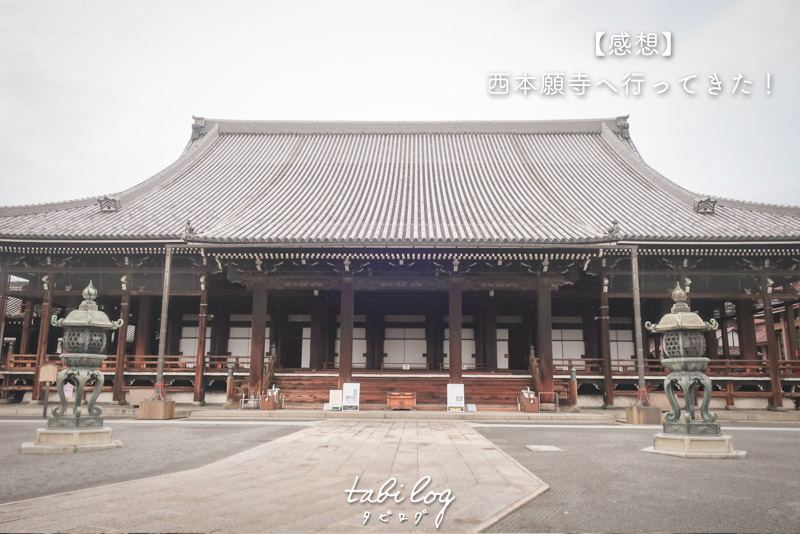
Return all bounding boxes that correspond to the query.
[329,390,343,410]
[342,382,360,411]
[447,383,465,412]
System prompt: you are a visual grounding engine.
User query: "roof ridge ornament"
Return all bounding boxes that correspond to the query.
[98,196,120,212]
[615,115,630,139]
[694,197,717,214]
[183,219,197,240]
[606,220,620,240]
[191,116,206,140]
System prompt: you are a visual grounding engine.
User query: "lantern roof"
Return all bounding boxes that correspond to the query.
[51,282,123,330]
[646,283,718,333]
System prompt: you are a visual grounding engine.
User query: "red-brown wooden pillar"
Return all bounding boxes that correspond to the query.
[194,277,208,403]
[582,310,598,358]
[211,305,230,357]
[0,273,7,400]
[448,276,463,384]
[484,292,498,370]
[32,281,53,401]
[600,281,613,407]
[338,276,354,389]
[249,276,267,396]
[310,291,327,370]
[736,300,757,359]
[536,278,554,400]
[763,293,783,410]
[113,283,131,403]
[783,303,798,360]
[20,298,33,355]
[135,296,152,356]
[0,273,8,354]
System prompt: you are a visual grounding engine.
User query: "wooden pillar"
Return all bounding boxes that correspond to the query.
[193,280,208,403]
[338,276,354,389]
[212,304,230,356]
[0,273,8,356]
[113,286,131,402]
[310,292,327,370]
[783,303,798,360]
[20,298,33,354]
[0,274,7,401]
[763,292,783,410]
[484,292,498,370]
[426,305,442,370]
[720,318,731,358]
[582,310,598,358]
[371,309,385,370]
[536,278,554,398]
[32,283,53,401]
[272,303,285,365]
[167,301,182,356]
[736,300,757,359]
[326,306,337,366]
[600,283,614,407]
[248,277,267,396]
[448,276,463,384]
[135,296,152,356]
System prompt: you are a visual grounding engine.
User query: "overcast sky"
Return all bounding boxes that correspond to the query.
[0,0,797,208]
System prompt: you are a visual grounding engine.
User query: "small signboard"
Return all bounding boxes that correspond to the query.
[342,382,360,411]
[329,390,343,411]
[63,383,75,399]
[39,363,58,383]
[447,383,465,412]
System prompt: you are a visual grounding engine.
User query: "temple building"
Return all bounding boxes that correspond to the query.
[1,116,799,409]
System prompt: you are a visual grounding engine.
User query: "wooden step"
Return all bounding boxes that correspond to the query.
[274,372,533,407]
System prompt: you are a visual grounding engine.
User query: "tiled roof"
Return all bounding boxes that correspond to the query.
[1,116,800,246]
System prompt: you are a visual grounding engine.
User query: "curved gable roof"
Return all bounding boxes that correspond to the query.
[1,116,799,245]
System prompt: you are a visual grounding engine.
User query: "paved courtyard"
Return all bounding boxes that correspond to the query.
[0,419,546,533]
[1,417,799,533]
[475,422,800,533]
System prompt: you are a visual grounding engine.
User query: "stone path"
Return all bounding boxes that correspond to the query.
[0,420,547,533]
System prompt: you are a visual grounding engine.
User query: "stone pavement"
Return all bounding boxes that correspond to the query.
[0,420,547,533]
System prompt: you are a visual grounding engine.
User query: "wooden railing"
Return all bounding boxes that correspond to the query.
[4,353,37,369]
[2,353,794,379]
[779,360,800,376]
[262,354,277,391]
[552,357,772,377]
[707,359,769,376]
[206,355,251,372]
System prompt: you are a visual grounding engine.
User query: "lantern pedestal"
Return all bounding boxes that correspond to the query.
[21,427,123,455]
[663,421,720,435]
[643,433,746,459]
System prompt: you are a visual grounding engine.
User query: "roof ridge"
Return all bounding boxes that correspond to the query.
[0,123,221,218]
[193,116,628,136]
[600,124,800,217]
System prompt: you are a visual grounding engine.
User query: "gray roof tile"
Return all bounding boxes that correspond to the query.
[1,117,799,245]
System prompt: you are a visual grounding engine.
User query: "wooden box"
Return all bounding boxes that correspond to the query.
[138,399,175,420]
[387,392,416,410]
[259,390,280,410]
[519,391,539,413]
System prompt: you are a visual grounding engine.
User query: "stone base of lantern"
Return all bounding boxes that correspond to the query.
[642,433,746,459]
[663,421,721,435]
[21,427,123,455]
[47,415,104,429]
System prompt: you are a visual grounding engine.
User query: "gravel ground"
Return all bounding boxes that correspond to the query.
[0,419,309,504]
[476,422,800,533]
